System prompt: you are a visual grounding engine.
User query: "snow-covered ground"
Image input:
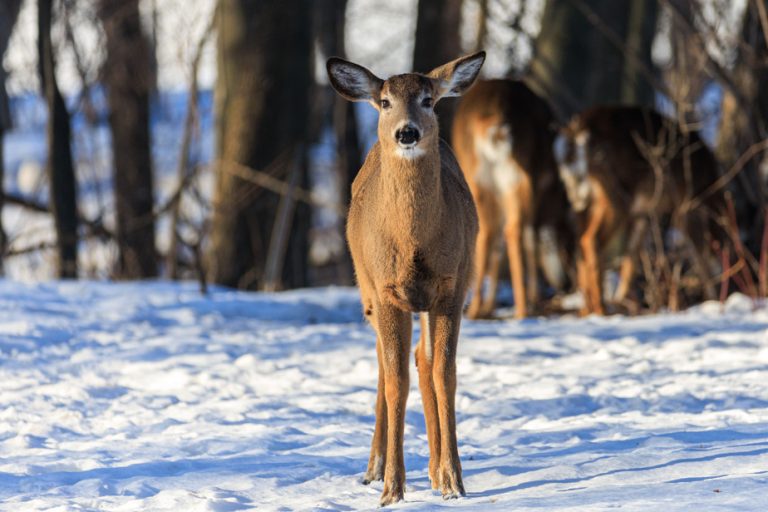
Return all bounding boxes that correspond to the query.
[1,281,767,510]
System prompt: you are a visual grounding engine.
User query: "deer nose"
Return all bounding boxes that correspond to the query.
[396,125,420,146]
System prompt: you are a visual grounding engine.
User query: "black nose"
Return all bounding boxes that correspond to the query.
[396,125,420,145]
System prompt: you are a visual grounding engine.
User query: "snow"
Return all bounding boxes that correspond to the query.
[1,281,767,510]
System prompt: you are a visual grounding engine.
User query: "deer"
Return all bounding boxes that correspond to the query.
[326,52,485,505]
[553,105,724,315]
[452,79,572,319]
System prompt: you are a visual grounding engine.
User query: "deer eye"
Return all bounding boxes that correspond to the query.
[421,97,433,108]
[380,98,391,109]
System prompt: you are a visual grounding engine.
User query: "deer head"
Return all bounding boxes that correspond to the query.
[327,52,485,160]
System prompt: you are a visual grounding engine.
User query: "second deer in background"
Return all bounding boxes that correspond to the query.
[554,106,726,315]
[453,80,572,319]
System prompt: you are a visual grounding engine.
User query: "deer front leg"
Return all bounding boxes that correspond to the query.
[416,313,440,489]
[432,302,465,499]
[363,337,387,484]
[467,226,494,319]
[576,255,589,316]
[686,212,717,301]
[467,187,500,319]
[481,239,503,316]
[376,303,412,506]
[505,208,527,319]
[614,217,647,303]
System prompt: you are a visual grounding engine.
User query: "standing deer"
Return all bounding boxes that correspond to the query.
[452,79,572,319]
[554,106,724,315]
[326,52,485,505]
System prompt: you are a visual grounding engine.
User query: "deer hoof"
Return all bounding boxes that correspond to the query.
[438,464,465,500]
[379,481,405,507]
[363,455,385,484]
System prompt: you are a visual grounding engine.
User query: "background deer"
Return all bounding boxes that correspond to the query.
[326,52,485,505]
[554,106,725,315]
[452,79,572,319]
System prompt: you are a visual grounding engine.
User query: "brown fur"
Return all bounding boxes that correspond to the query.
[328,52,484,505]
[555,105,724,315]
[453,79,572,319]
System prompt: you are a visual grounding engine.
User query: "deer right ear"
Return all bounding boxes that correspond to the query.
[428,51,486,100]
[327,58,384,106]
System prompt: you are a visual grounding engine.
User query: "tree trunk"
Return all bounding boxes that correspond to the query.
[0,0,23,273]
[528,0,658,119]
[413,0,463,139]
[716,0,768,251]
[209,0,311,290]
[99,0,158,278]
[621,0,658,106]
[38,0,78,278]
[310,0,359,284]
[665,0,707,124]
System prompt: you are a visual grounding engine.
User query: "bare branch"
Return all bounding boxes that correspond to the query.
[218,159,345,216]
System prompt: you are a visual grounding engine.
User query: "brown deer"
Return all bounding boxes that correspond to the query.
[452,79,572,319]
[326,52,485,505]
[554,105,724,315]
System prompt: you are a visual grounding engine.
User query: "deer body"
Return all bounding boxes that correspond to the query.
[453,79,571,318]
[554,106,723,315]
[349,140,475,314]
[327,53,484,506]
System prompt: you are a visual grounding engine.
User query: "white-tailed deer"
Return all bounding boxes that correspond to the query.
[554,106,724,315]
[326,52,484,505]
[452,79,572,319]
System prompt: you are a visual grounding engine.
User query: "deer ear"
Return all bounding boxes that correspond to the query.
[327,57,384,106]
[428,51,485,100]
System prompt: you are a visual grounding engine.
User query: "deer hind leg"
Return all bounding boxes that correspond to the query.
[523,223,539,307]
[580,201,607,315]
[614,217,648,304]
[363,336,387,484]
[376,302,412,506]
[431,302,465,499]
[416,313,440,489]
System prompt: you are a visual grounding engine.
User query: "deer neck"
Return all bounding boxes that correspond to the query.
[378,143,443,243]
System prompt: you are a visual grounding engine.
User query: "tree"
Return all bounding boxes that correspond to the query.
[312,0,359,284]
[528,0,658,119]
[413,0,463,139]
[715,0,768,211]
[38,0,78,278]
[0,0,22,274]
[314,0,360,202]
[99,0,158,278]
[208,0,312,290]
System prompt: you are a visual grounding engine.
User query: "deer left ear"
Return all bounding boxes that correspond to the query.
[428,51,486,100]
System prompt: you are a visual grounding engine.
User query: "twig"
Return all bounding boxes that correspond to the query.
[167,14,215,279]
[5,241,57,257]
[754,0,768,56]
[218,159,345,215]
[262,148,303,292]
[719,245,730,304]
[4,192,113,240]
[690,138,768,210]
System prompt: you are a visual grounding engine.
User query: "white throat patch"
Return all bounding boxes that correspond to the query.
[556,131,592,211]
[395,145,426,160]
[474,124,520,196]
